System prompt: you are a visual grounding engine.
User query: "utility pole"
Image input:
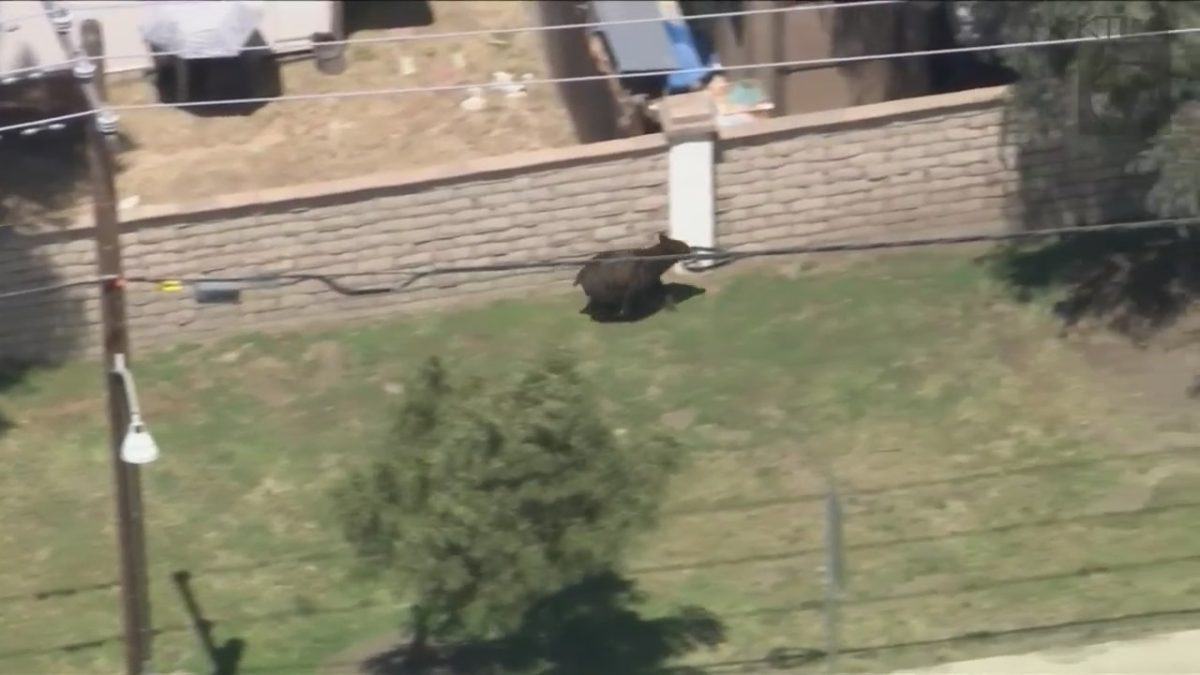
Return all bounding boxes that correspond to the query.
[40,3,153,674]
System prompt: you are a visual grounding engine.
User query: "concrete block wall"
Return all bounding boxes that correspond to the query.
[715,85,1144,250]
[117,140,670,353]
[0,85,1144,361]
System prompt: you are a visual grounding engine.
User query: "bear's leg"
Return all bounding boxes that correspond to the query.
[619,289,637,319]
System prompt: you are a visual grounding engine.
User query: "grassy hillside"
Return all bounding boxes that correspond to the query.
[2,252,1199,674]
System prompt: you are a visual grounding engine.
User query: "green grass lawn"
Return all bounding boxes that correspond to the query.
[3,251,1200,675]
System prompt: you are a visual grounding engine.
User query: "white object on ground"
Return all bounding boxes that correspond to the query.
[490,71,526,98]
[460,87,486,112]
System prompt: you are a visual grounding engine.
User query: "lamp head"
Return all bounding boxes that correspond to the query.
[120,421,159,465]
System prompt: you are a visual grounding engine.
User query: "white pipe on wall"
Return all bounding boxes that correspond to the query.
[668,137,716,272]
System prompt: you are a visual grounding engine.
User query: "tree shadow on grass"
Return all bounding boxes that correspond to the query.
[0,227,89,438]
[0,361,25,436]
[982,65,1190,347]
[984,229,1200,346]
[0,76,97,439]
[362,572,726,675]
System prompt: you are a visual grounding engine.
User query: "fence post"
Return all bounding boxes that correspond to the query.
[823,476,846,674]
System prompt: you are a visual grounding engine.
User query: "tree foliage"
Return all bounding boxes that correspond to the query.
[331,351,682,653]
[965,0,1200,216]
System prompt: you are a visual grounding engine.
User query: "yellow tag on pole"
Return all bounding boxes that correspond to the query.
[157,280,184,292]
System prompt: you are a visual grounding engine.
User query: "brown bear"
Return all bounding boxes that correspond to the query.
[573,231,693,319]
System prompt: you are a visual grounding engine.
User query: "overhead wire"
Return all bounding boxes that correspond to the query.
[1,19,1197,136]
[0,213,1174,300]
[0,1,178,29]
[0,7,1192,298]
[3,214,1196,302]
[2,2,101,290]
[0,276,113,301]
[0,0,906,80]
[2,3,1191,650]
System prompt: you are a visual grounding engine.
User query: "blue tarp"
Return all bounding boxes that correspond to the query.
[663,19,710,93]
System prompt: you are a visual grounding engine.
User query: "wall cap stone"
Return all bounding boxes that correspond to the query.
[115,132,668,229]
[719,85,1011,141]
[96,85,1011,230]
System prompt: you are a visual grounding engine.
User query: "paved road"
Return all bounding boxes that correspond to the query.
[890,629,1200,674]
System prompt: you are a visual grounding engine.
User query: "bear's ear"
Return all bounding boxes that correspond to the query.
[658,231,669,243]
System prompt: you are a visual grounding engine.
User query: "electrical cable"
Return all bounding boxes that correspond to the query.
[0,5,110,304]
[0,1,178,28]
[1,21,1195,137]
[0,0,905,80]
[5,212,1198,303]
[105,213,1200,298]
[0,276,113,301]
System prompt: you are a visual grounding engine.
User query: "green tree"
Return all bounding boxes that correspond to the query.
[965,0,1200,216]
[331,352,682,666]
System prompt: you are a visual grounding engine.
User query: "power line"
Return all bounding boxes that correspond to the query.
[2,21,1196,137]
[8,449,1199,608]
[0,109,90,135]
[4,214,1197,303]
[106,214,1200,297]
[0,0,904,81]
[0,276,111,301]
[0,1,177,29]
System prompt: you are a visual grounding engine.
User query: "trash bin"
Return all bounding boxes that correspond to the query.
[312,32,346,75]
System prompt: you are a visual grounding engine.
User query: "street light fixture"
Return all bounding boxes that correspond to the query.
[120,420,159,466]
[112,354,159,465]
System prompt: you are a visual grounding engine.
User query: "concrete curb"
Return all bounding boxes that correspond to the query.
[890,629,1200,674]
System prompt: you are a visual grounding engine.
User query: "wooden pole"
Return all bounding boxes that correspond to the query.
[89,97,154,675]
[40,4,153,674]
